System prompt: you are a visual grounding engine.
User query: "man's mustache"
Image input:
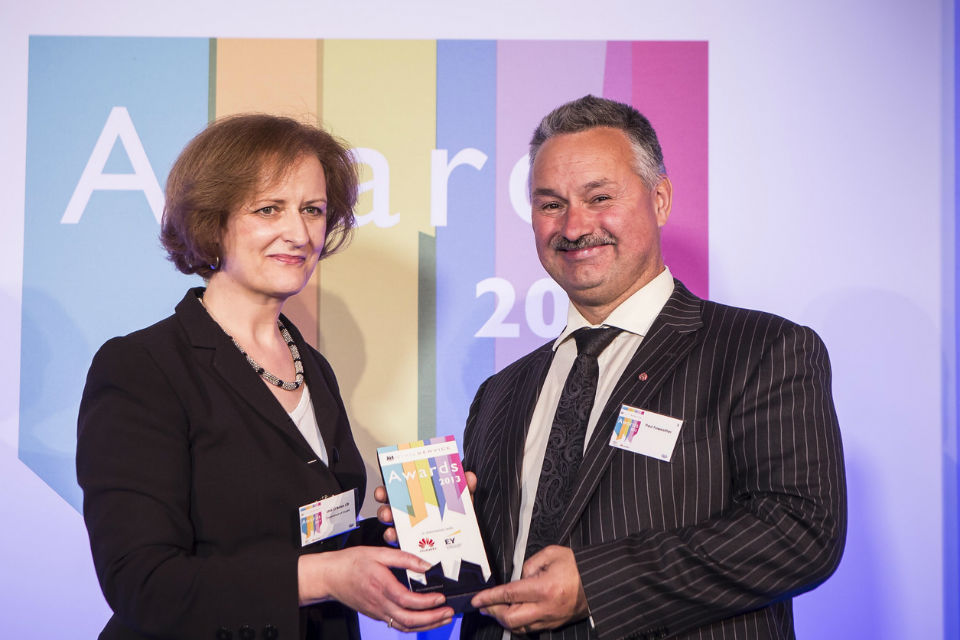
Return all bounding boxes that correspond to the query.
[550,233,616,251]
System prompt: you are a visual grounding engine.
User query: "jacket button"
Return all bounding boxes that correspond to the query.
[263,624,279,639]
[216,628,232,640]
[238,625,255,640]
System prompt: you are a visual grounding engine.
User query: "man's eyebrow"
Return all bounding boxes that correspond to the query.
[582,178,615,191]
[531,179,616,200]
[531,187,566,200]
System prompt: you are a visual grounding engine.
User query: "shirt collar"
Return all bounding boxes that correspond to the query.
[552,266,676,351]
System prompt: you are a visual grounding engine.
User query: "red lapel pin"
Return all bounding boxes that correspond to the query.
[638,372,648,381]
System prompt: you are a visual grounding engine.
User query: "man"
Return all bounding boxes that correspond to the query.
[463,95,846,640]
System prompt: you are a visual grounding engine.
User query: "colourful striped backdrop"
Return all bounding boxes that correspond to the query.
[20,37,708,538]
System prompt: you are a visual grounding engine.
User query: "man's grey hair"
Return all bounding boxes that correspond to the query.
[529,95,666,189]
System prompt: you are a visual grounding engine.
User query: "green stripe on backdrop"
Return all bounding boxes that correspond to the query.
[418,232,437,441]
[207,38,217,122]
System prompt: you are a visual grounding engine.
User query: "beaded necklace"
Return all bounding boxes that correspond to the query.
[200,295,304,391]
[230,321,304,391]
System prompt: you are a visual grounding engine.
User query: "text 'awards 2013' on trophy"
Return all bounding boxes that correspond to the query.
[378,435,494,612]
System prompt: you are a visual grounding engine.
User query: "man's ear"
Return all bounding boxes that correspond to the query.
[653,177,672,227]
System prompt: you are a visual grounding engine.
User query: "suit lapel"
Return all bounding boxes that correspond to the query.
[176,289,320,463]
[556,282,704,543]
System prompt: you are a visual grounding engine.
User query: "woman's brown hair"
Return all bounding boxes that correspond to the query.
[161,114,359,278]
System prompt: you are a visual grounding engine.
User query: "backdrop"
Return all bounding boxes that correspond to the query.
[0,1,956,639]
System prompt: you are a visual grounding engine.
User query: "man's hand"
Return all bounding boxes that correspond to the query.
[375,471,478,546]
[470,545,589,634]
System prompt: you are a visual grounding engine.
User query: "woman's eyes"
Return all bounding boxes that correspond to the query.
[302,206,326,217]
[253,205,326,217]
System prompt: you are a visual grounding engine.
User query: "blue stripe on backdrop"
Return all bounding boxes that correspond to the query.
[20,36,209,510]
[435,40,497,455]
[432,39,498,640]
[949,1,960,637]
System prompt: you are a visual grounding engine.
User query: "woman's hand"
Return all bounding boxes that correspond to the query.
[374,471,478,546]
[298,546,454,631]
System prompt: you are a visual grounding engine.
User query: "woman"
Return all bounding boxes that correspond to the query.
[76,114,453,639]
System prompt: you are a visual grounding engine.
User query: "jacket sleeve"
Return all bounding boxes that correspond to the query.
[76,337,301,639]
[574,323,847,640]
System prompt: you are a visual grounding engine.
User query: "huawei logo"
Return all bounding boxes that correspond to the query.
[418,537,435,549]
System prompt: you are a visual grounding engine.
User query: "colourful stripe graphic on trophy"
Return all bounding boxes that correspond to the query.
[381,436,467,527]
[378,435,491,590]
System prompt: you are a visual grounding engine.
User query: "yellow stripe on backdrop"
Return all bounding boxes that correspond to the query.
[320,40,437,516]
[213,38,323,348]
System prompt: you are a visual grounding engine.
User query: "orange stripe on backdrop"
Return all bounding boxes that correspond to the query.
[214,38,323,347]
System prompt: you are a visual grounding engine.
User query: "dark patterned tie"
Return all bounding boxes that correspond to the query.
[525,326,622,560]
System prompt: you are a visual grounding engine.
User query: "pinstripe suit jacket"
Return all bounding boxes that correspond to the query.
[461,281,846,640]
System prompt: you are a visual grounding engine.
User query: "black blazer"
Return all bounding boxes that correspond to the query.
[77,288,370,640]
[462,281,846,640]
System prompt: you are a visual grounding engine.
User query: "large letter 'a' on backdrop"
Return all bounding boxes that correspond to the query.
[21,37,707,522]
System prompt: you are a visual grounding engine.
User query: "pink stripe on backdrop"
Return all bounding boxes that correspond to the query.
[629,42,709,298]
[494,40,607,370]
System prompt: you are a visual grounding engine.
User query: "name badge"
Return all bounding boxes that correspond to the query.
[298,490,358,547]
[609,404,683,462]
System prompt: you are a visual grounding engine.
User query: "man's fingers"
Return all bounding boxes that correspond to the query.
[519,543,564,577]
[478,601,543,633]
[376,503,399,545]
[465,471,478,495]
[382,527,399,545]
[377,503,395,525]
[472,547,588,632]
[471,583,518,608]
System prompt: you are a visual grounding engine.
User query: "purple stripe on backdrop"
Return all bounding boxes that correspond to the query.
[603,41,633,104]
[494,40,607,370]
[630,42,709,298]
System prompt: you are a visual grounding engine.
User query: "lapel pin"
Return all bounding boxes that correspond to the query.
[638,372,648,381]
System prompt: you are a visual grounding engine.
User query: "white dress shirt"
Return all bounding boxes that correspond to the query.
[508,267,675,583]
